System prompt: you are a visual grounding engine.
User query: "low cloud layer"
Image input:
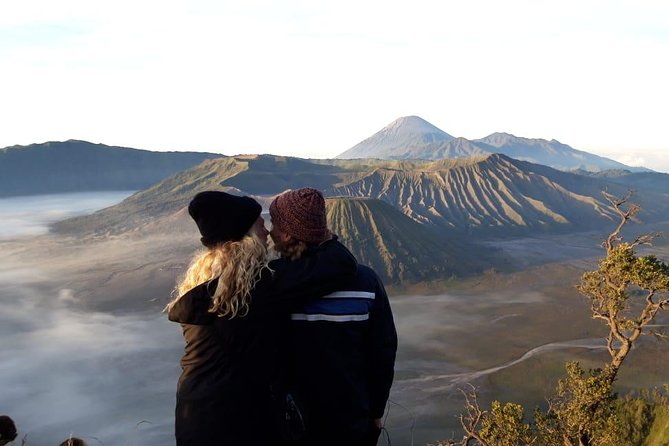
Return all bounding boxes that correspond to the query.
[0,191,133,238]
[0,263,183,446]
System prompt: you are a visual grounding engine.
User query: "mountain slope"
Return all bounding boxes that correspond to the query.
[326,198,494,282]
[424,137,491,159]
[55,154,668,238]
[326,154,663,234]
[0,140,221,197]
[52,157,249,234]
[336,116,454,160]
[52,155,352,234]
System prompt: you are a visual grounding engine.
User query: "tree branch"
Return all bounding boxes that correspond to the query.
[630,233,659,248]
[602,190,638,251]
[458,385,488,446]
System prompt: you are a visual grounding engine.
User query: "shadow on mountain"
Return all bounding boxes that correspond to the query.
[326,198,499,283]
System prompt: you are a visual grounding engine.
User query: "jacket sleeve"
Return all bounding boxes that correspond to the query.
[167,281,216,325]
[266,239,358,303]
[368,274,398,419]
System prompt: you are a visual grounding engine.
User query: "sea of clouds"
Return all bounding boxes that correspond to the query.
[0,191,184,445]
[0,259,183,446]
[0,191,134,239]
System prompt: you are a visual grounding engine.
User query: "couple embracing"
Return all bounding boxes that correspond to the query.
[166,188,398,446]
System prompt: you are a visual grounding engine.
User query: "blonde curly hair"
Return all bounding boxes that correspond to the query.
[165,228,269,318]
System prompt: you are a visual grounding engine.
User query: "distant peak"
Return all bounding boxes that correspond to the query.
[390,115,428,125]
[480,132,562,146]
[480,132,518,143]
[64,139,94,144]
[335,116,455,159]
[384,116,448,135]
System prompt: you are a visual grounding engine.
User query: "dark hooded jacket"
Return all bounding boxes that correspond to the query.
[167,238,357,446]
[286,264,397,445]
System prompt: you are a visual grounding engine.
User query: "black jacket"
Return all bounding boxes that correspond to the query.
[286,264,398,441]
[167,239,357,446]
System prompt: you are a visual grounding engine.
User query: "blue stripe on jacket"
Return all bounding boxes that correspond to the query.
[291,290,376,321]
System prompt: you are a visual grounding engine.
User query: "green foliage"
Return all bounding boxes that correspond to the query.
[550,362,621,446]
[616,393,654,444]
[579,244,669,317]
[644,404,669,446]
[467,363,622,446]
[615,389,669,446]
[479,401,534,446]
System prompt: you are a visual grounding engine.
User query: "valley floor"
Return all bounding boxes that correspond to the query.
[2,223,669,445]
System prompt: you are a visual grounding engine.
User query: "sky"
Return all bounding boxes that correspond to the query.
[1,0,668,171]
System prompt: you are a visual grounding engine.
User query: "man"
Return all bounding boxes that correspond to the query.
[269,188,398,446]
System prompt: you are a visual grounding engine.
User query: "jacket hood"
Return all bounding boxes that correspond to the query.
[167,280,218,325]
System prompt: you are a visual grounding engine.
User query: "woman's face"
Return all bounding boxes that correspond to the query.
[253,216,269,247]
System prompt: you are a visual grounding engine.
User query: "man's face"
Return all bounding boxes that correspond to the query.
[269,222,292,254]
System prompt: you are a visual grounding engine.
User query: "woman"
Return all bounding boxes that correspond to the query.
[166,191,356,446]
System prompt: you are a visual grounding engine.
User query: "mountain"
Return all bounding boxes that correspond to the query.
[575,169,669,195]
[59,192,499,284]
[53,153,669,282]
[326,154,667,235]
[426,137,491,159]
[0,140,222,197]
[53,156,250,234]
[473,133,644,172]
[336,116,454,160]
[54,154,668,238]
[336,116,646,173]
[326,197,494,282]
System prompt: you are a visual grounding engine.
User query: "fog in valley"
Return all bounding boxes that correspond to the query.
[0,194,186,445]
[0,265,181,445]
[2,193,669,445]
[0,192,135,239]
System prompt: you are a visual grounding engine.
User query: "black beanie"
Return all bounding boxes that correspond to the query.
[0,415,17,443]
[188,191,262,247]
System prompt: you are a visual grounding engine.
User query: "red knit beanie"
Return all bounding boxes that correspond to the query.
[269,188,329,244]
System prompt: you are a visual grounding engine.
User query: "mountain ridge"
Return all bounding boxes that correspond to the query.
[53,153,668,238]
[50,152,669,283]
[0,140,223,197]
[326,153,640,234]
[336,116,648,173]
